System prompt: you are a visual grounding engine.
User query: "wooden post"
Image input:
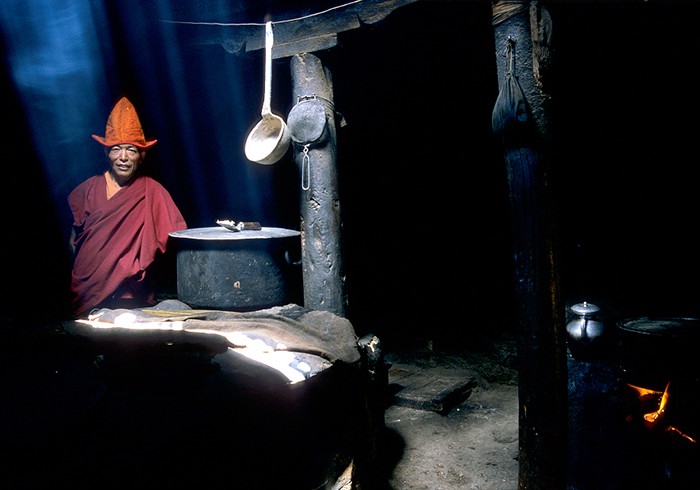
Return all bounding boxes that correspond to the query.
[289,53,347,317]
[491,2,567,488]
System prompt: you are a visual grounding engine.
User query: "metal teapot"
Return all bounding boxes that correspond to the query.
[566,301,604,346]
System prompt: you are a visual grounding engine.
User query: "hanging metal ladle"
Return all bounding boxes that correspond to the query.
[244,21,291,165]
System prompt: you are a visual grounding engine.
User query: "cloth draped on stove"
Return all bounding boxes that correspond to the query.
[65,300,361,381]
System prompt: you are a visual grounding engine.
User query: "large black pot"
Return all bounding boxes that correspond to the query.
[169,227,302,310]
[617,317,700,386]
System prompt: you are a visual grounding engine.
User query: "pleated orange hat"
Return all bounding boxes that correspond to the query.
[92,97,157,149]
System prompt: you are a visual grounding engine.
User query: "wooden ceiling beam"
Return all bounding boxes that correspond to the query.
[170,0,420,58]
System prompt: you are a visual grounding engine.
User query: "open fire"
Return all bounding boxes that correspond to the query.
[618,317,700,450]
[567,315,700,488]
[613,316,700,486]
[626,380,698,444]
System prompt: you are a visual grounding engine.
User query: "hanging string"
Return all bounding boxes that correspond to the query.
[161,0,364,27]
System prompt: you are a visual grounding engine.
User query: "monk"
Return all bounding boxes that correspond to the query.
[68,97,187,317]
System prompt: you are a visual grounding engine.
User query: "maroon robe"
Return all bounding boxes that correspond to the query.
[68,173,187,316]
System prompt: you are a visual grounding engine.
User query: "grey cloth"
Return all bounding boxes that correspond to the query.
[67,301,360,365]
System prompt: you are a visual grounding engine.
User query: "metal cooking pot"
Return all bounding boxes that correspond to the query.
[617,317,700,386]
[169,227,302,310]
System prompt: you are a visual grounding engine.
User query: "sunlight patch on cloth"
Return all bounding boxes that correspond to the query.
[75,318,330,382]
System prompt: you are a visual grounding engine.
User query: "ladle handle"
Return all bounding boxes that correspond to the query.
[262,21,273,117]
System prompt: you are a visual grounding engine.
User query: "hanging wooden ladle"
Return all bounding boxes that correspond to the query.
[244,21,291,165]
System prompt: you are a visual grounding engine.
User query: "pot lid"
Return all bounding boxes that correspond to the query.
[169,227,300,241]
[617,317,700,338]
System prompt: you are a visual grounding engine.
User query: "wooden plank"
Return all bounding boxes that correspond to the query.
[388,365,478,415]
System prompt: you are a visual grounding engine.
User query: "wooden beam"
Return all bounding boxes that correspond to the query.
[167,0,420,58]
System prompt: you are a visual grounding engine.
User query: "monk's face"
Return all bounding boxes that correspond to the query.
[107,144,143,185]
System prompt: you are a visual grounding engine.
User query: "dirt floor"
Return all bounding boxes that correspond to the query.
[384,385,519,490]
[380,337,520,490]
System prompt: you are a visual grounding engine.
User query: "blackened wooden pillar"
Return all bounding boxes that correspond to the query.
[491,1,567,488]
[289,53,347,317]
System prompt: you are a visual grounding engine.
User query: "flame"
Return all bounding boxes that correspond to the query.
[627,383,663,398]
[641,381,671,429]
[626,380,698,445]
[665,425,698,444]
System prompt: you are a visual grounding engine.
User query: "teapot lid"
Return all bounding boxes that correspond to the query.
[571,302,600,316]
